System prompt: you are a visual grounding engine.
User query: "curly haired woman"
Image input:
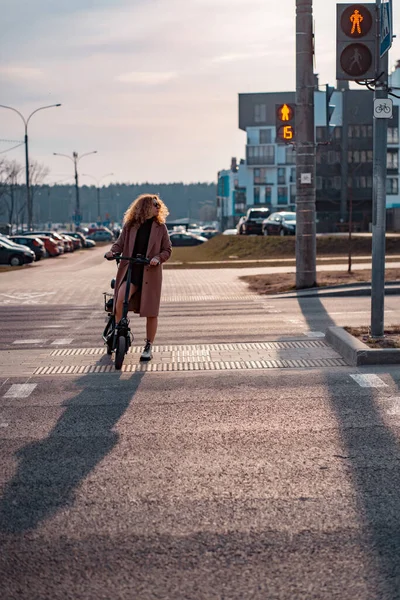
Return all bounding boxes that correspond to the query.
[105,194,172,361]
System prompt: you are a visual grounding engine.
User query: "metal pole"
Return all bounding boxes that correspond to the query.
[371,0,389,337]
[73,152,80,226]
[97,186,101,221]
[295,0,317,288]
[24,127,31,230]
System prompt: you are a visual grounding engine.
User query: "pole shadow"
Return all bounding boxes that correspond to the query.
[297,294,400,597]
[0,367,145,534]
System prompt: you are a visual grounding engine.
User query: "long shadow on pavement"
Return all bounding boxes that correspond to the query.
[0,367,145,534]
[297,294,400,597]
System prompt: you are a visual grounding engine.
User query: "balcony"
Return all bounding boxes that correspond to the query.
[246,145,275,166]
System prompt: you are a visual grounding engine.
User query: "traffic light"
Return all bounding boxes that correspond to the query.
[275,103,296,142]
[326,84,336,140]
[336,3,377,81]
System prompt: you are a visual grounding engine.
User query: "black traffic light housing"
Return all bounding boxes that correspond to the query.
[336,3,377,80]
[275,103,296,142]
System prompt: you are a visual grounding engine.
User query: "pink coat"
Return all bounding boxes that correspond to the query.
[110,221,172,317]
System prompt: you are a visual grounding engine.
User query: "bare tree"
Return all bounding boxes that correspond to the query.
[29,160,50,225]
[0,159,24,227]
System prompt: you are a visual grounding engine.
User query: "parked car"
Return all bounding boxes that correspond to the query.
[60,232,81,250]
[77,226,89,235]
[34,235,61,257]
[169,232,208,246]
[88,225,114,236]
[0,237,35,266]
[9,235,46,261]
[61,233,78,252]
[24,231,65,254]
[85,238,97,248]
[237,208,272,235]
[262,211,296,236]
[222,228,238,235]
[61,231,91,248]
[188,228,219,240]
[87,230,114,242]
[198,229,219,240]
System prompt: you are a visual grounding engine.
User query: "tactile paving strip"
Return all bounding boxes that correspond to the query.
[50,340,328,357]
[29,340,347,375]
[33,357,346,375]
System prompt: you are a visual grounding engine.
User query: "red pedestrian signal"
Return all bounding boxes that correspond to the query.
[276,103,295,142]
[336,3,376,80]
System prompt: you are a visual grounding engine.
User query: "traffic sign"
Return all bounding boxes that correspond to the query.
[374,98,393,119]
[380,0,392,58]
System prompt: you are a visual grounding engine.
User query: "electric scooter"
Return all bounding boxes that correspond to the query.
[103,253,150,370]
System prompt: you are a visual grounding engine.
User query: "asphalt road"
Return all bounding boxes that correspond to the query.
[1,246,400,599]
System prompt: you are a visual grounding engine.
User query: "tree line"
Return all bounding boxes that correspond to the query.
[0,157,217,228]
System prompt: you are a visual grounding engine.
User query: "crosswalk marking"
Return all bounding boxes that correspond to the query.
[51,339,74,345]
[350,374,388,388]
[386,397,400,415]
[3,383,37,398]
[13,339,46,345]
[305,331,325,338]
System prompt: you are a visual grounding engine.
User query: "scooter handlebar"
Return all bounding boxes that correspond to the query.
[104,253,150,264]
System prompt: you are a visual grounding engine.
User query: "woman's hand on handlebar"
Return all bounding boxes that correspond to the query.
[104,251,116,260]
[149,257,160,266]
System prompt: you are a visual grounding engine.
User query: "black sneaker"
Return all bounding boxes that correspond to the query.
[140,340,153,362]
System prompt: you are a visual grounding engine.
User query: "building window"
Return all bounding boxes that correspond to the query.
[247,145,275,165]
[316,176,323,190]
[265,187,272,203]
[334,127,342,140]
[254,104,266,123]
[260,129,272,144]
[285,146,296,164]
[290,167,296,183]
[254,187,260,204]
[316,126,325,142]
[388,128,399,144]
[254,168,268,184]
[328,151,340,164]
[290,184,296,202]
[387,179,399,195]
[278,186,288,204]
[387,151,399,170]
[334,176,341,190]
[278,168,286,184]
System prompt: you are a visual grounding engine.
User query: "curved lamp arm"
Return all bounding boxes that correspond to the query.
[53,152,75,163]
[26,104,61,127]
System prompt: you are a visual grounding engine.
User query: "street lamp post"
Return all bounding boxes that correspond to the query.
[0,103,62,230]
[82,172,114,223]
[53,151,97,229]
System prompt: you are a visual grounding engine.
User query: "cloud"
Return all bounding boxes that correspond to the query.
[211,51,272,64]
[115,71,179,85]
[0,67,44,80]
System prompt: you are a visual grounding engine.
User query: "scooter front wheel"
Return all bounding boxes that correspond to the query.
[114,335,126,370]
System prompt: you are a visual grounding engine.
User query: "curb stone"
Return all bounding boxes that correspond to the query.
[325,326,400,366]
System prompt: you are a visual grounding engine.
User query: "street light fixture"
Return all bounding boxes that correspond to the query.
[82,172,114,222]
[53,150,97,229]
[0,103,62,229]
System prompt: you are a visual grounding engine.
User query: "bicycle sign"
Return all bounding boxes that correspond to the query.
[374,98,393,119]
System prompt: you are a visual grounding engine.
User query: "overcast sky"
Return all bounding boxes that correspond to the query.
[1,0,399,184]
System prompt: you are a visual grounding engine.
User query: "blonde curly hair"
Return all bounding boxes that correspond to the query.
[123,194,169,227]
